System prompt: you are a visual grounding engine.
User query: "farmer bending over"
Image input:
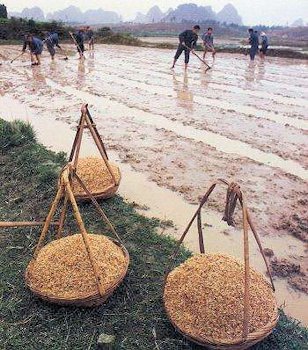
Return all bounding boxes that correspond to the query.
[248,28,259,61]
[202,27,216,59]
[74,29,85,59]
[22,34,43,66]
[44,31,61,60]
[171,25,200,70]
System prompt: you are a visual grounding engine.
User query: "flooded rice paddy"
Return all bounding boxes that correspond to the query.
[0,44,307,325]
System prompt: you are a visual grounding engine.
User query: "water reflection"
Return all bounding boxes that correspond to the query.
[244,61,257,84]
[87,52,95,73]
[245,60,267,87]
[31,66,47,90]
[257,60,266,82]
[172,71,194,111]
[77,61,86,87]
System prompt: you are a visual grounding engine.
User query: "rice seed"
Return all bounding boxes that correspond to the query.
[164,253,277,344]
[72,157,120,196]
[27,234,127,299]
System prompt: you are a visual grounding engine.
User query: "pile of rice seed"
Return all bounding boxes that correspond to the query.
[27,234,127,299]
[72,157,120,196]
[164,253,277,344]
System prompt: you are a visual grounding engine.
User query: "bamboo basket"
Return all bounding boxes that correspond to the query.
[25,236,129,307]
[163,180,278,350]
[24,164,129,307]
[72,157,121,201]
[166,318,278,350]
[68,104,121,201]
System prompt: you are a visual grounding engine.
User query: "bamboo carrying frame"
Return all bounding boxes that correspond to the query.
[24,164,129,307]
[163,179,279,350]
[69,104,121,201]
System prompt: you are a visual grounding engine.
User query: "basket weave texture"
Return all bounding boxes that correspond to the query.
[163,180,278,349]
[163,254,278,350]
[25,234,129,307]
[72,157,121,201]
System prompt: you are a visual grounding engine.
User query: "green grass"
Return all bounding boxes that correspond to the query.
[97,33,143,46]
[0,118,307,350]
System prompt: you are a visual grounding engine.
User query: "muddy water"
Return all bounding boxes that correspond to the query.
[0,45,308,325]
[140,37,308,54]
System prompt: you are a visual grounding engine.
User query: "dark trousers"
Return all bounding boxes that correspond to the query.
[260,45,268,54]
[250,47,258,60]
[77,43,85,53]
[174,44,190,64]
[46,43,55,56]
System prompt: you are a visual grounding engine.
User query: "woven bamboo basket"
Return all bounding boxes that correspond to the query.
[72,157,121,201]
[67,105,121,201]
[166,316,278,350]
[24,164,129,307]
[163,180,279,350]
[25,235,129,307]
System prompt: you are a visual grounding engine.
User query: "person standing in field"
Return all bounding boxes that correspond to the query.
[260,32,269,58]
[44,31,62,60]
[202,27,216,59]
[86,27,95,51]
[171,25,200,70]
[74,28,85,59]
[248,28,259,61]
[22,34,43,66]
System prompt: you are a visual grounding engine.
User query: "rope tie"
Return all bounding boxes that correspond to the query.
[222,182,241,226]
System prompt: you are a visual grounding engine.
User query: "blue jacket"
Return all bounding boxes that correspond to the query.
[179,30,198,49]
[249,32,259,49]
[23,37,43,54]
[46,32,60,47]
[202,33,214,47]
[74,31,84,46]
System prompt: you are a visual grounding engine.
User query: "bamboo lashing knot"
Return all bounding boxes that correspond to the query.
[222,182,242,226]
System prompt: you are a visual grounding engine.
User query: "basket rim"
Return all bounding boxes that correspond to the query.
[163,294,279,347]
[73,170,121,199]
[163,254,279,347]
[25,234,129,303]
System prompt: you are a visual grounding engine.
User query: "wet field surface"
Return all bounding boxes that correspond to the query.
[0,44,307,325]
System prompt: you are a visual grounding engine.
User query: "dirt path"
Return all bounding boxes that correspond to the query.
[0,44,307,325]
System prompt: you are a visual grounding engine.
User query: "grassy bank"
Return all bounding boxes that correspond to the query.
[0,118,307,350]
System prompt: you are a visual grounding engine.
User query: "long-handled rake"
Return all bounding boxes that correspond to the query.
[10,51,34,67]
[183,44,211,71]
[58,46,69,60]
[10,52,24,64]
[69,32,85,60]
[42,37,69,61]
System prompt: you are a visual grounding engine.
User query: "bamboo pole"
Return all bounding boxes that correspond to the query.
[84,112,118,185]
[69,115,83,162]
[0,221,59,228]
[33,183,65,259]
[63,170,105,296]
[241,196,250,340]
[165,181,218,277]
[56,195,68,239]
[247,211,275,291]
[197,210,205,254]
[72,112,86,170]
[73,171,122,243]
[59,114,86,239]
[86,107,109,160]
